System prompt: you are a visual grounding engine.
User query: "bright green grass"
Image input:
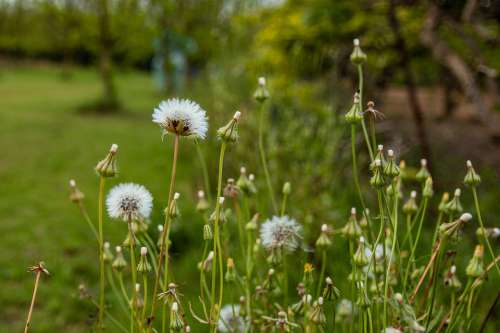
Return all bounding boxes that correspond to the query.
[0,66,214,332]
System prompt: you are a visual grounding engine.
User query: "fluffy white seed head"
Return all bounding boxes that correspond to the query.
[106,183,153,221]
[110,144,118,153]
[218,304,244,332]
[395,293,403,303]
[116,246,122,253]
[411,191,417,198]
[152,98,208,139]
[258,77,266,86]
[353,38,360,46]
[460,213,472,222]
[140,247,147,256]
[421,159,427,166]
[260,215,302,252]
[454,188,461,197]
[268,268,275,275]
[494,228,500,236]
[233,111,241,120]
[321,224,328,232]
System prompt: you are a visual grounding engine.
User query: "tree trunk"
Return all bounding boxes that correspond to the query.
[387,0,433,163]
[96,0,118,110]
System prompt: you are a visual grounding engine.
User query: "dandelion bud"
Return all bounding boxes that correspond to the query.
[237,167,256,196]
[308,297,327,325]
[466,245,484,277]
[383,149,400,178]
[322,276,340,301]
[225,258,236,283]
[370,159,386,188]
[342,208,362,240]
[359,209,369,228]
[217,111,241,143]
[444,189,463,215]
[438,192,450,212]
[345,92,363,124]
[422,177,434,198]
[439,213,471,239]
[336,299,354,323]
[203,223,213,240]
[112,246,127,271]
[137,248,151,273]
[196,190,210,212]
[353,237,369,268]
[202,251,214,272]
[166,192,180,219]
[209,198,226,225]
[476,227,499,240]
[444,265,462,289]
[253,238,261,254]
[350,38,367,65]
[223,178,239,199]
[245,213,259,231]
[464,160,481,187]
[68,179,85,203]
[316,224,332,248]
[371,145,386,171]
[95,144,118,178]
[170,302,184,331]
[415,159,430,183]
[402,191,418,215]
[185,326,191,333]
[254,76,270,102]
[103,242,114,262]
[282,182,291,195]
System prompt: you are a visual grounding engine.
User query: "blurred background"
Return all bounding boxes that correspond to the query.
[0,0,499,332]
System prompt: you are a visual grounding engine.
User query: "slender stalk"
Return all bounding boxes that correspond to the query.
[195,139,212,201]
[283,251,289,308]
[23,271,41,333]
[471,187,500,275]
[142,275,148,323]
[280,192,288,217]
[77,201,99,241]
[357,64,374,161]
[316,250,327,298]
[258,101,278,213]
[128,221,138,333]
[376,190,388,330]
[210,141,227,332]
[106,267,129,314]
[148,134,180,331]
[97,177,106,331]
[424,245,445,330]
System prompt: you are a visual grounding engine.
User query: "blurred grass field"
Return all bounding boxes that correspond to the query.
[1,65,499,332]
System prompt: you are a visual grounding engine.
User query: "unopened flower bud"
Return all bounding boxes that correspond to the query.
[350,38,367,65]
[282,182,291,195]
[95,144,118,177]
[345,92,363,124]
[422,177,434,198]
[416,159,430,182]
[254,76,270,102]
[69,179,85,203]
[217,111,241,143]
[464,160,481,186]
[196,190,210,212]
[466,245,484,277]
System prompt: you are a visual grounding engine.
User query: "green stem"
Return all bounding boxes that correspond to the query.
[128,221,137,333]
[283,251,289,308]
[425,245,444,331]
[195,139,212,201]
[77,201,99,241]
[472,187,500,276]
[106,267,128,315]
[280,193,288,217]
[376,190,388,330]
[258,101,278,213]
[142,275,148,324]
[357,64,374,161]
[316,250,327,298]
[97,177,106,331]
[148,134,180,332]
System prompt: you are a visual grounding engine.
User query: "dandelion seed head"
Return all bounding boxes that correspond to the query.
[318,297,324,305]
[152,98,208,139]
[378,144,383,151]
[135,283,140,292]
[219,196,225,204]
[351,207,357,215]
[233,111,241,120]
[460,213,472,222]
[158,225,164,232]
[240,166,246,174]
[374,159,381,167]
[359,236,365,244]
[185,326,191,333]
[106,183,153,221]
[260,215,302,252]
[451,265,456,274]
[207,251,214,260]
[268,268,275,275]
[218,304,245,332]
[326,277,333,285]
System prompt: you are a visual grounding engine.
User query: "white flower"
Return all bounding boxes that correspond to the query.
[217,304,245,332]
[152,98,208,139]
[260,215,302,252]
[106,183,153,221]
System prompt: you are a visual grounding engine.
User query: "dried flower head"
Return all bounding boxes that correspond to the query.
[106,183,153,222]
[260,215,302,252]
[152,98,208,139]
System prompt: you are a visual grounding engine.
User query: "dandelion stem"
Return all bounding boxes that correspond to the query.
[280,192,288,217]
[128,220,138,333]
[77,201,99,241]
[97,177,106,331]
[316,250,327,298]
[106,267,128,315]
[23,270,41,333]
[357,64,374,161]
[424,244,445,331]
[258,101,278,213]
[195,139,212,201]
[148,134,180,331]
[471,187,500,276]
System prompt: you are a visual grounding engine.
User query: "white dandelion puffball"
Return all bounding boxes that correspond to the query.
[260,215,302,252]
[106,183,153,221]
[152,98,208,139]
[217,304,245,333]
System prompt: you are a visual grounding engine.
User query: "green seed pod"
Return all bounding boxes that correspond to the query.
[415,158,430,183]
[196,190,210,212]
[217,111,240,143]
[316,224,332,249]
[345,93,363,124]
[236,167,256,196]
[444,188,463,215]
[225,258,236,283]
[353,237,369,267]
[466,245,484,278]
[350,38,367,65]
[342,208,362,240]
[308,297,327,325]
[254,77,270,103]
[203,223,213,240]
[402,191,418,215]
[383,149,400,178]
[464,160,481,187]
[370,159,386,188]
[103,242,114,263]
[137,247,152,273]
[95,144,118,178]
[422,177,434,198]
[112,246,127,271]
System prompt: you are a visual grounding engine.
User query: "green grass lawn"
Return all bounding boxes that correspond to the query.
[0,65,217,332]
